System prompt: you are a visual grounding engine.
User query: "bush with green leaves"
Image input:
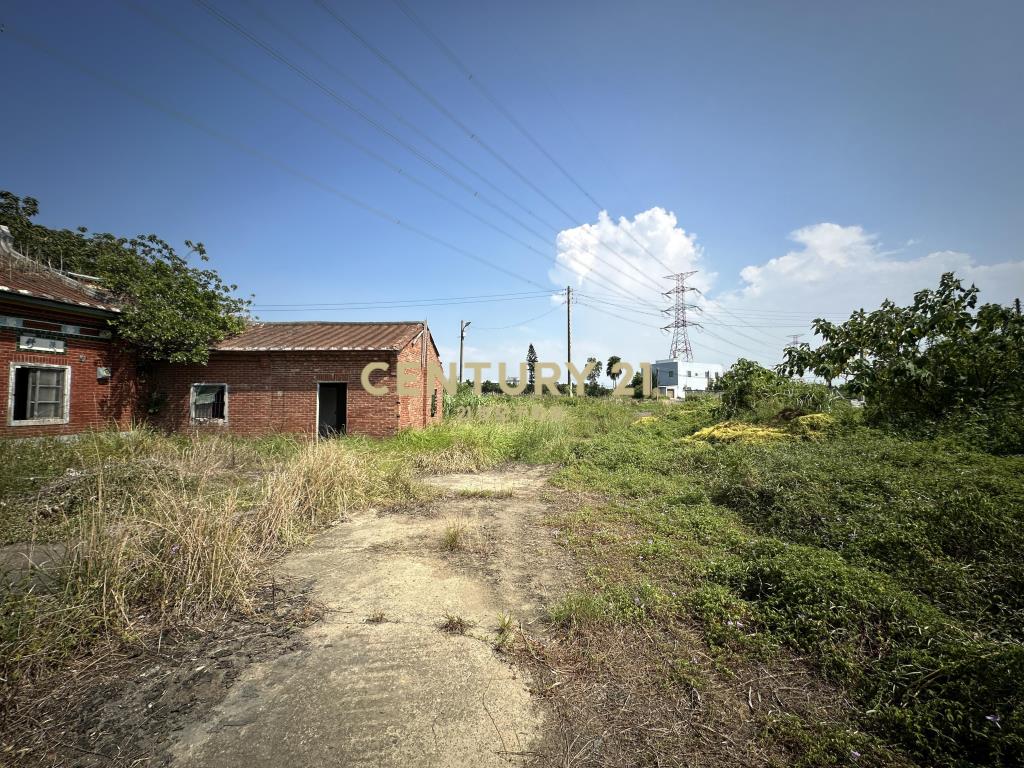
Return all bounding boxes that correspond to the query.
[551,400,1024,766]
[779,273,1024,452]
[1,191,248,363]
[716,358,843,420]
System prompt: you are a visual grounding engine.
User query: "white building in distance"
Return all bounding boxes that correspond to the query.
[652,359,724,399]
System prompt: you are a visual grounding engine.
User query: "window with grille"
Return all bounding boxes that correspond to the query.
[430,390,438,417]
[11,366,68,423]
[191,384,227,421]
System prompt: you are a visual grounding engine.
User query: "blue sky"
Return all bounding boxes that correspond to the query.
[3,0,1023,375]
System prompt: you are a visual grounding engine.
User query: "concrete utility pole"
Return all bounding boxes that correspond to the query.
[566,285,573,395]
[459,320,471,382]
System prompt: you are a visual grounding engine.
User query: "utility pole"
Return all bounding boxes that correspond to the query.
[566,285,573,395]
[662,271,698,361]
[787,334,803,347]
[459,320,471,383]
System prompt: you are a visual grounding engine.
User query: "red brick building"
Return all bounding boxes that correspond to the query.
[150,321,445,437]
[1,228,444,440]
[1,228,137,438]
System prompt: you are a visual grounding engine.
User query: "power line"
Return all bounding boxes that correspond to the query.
[189,0,668,311]
[581,290,771,361]
[237,0,561,237]
[388,0,676,275]
[578,293,818,327]
[574,300,661,331]
[694,324,773,360]
[123,0,570,277]
[315,0,583,228]
[192,0,673,313]
[474,305,562,331]
[580,293,849,319]
[252,289,552,308]
[252,293,555,311]
[391,0,599,212]
[193,0,555,246]
[574,299,740,363]
[312,1,675,298]
[6,24,550,292]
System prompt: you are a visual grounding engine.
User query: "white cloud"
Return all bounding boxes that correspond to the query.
[545,207,714,379]
[709,223,1024,364]
[455,213,1024,383]
[550,207,713,296]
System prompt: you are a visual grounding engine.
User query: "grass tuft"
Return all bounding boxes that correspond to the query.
[440,518,469,552]
[455,487,514,499]
[439,613,473,634]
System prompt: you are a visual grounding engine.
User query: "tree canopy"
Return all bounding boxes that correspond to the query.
[778,272,1023,449]
[526,344,538,387]
[1,191,249,364]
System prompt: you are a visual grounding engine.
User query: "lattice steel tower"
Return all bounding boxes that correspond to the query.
[663,271,699,361]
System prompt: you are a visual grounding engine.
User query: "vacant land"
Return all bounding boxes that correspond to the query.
[2,397,1022,767]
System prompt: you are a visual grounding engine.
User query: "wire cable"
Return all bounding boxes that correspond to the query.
[5,24,550,292]
[252,294,556,311]
[473,305,562,330]
[191,0,672,312]
[389,0,677,275]
[238,0,562,237]
[252,289,553,308]
[313,0,675,297]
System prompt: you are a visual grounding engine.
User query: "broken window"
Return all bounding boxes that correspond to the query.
[191,384,227,421]
[11,366,68,423]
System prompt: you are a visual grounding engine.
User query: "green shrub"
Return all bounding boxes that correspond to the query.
[549,402,1024,766]
[717,358,844,421]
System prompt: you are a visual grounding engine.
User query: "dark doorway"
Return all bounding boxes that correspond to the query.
[317,383,347,437]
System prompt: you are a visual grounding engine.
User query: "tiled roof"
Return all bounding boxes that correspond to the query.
[214,321,428,352]
[0,251,120,314]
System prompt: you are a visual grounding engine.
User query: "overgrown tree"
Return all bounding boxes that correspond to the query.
[526,343,538,389]
[778,273,1024,449]
[1,191,249,363]
[606,355,622,388]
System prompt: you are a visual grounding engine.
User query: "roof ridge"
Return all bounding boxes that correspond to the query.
[248,320,425,326]
[0,247,121,314]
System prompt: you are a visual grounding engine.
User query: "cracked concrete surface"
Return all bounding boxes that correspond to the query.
[170,466,568,767]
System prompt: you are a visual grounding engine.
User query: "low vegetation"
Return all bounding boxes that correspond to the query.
[439,613,473,635]
[440,518,469,552]
[2,281,1020,767]
[548,405,1023,766]
[0,432,421,699]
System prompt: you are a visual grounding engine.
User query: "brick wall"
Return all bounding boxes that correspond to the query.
[0,309,445,440]
[148,349,405,437]
[396,331,444,430]
[0,313,137,439]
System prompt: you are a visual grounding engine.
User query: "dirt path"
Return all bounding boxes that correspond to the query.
[170,465,570,768]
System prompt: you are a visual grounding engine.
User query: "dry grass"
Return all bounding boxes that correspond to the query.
[519,623,847,768]
[0,432,425,697]
[440,517,470,552]
[456,487,514,499]
[439,613,473,634]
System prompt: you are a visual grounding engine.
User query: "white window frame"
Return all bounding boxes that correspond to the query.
[8,362,72,426]
[190,383,229,423]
